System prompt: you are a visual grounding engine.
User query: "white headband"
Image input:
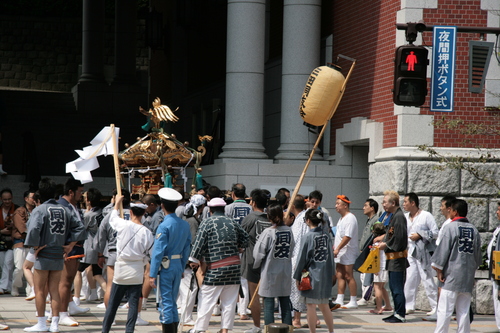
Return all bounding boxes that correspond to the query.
[131,202,148,210]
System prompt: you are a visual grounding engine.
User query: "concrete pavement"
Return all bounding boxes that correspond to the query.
[0,293,498,333]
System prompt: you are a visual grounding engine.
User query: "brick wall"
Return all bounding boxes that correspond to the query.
[0,15,148,92]
[330,0,400,154]
[329,0,498,154]
[422,1,496,148]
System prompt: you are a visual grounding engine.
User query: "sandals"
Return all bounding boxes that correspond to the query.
[301,321,321,328]
[368,309,383,314]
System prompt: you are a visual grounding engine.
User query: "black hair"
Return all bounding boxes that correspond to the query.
[292,194,306,211]
[86,188,102,207]
[232,183,246,199]
[23,190,34,199]
[275,192,287,207]
[33,191,41,205]
[450,199,468,217]
[372,222,386,236]
[38,178,56,202]
[209,205,225,214]
[267,203,284,226]
[309,190,323,202]
[142,194,157,206]
[250,188,269,210]
[277,188,290,195]
[0,188,12,197]
[121,189,131,208]
[442,195,457,208]
[130,201,147,217]
[405,192,420,208]
[63,177,83,196]
[366,198,379,214]
[161,199,178,213]
[305,208,323,226]
[206,185,222,200]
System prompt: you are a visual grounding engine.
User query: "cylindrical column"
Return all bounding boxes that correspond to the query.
[113,0,137,84]
[219,0,268,159]
[79,0,105,83]
[275,0,322,161]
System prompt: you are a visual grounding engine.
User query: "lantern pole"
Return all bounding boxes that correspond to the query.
[284,58,356,222]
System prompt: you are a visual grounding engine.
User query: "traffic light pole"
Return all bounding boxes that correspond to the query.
[396,23,500,35]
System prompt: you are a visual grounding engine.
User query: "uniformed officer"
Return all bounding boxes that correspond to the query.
[149,188,191,333]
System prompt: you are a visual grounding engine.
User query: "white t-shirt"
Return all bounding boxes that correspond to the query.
[334,212,359,265]
[436,218,451,246]
[109,210,154,284]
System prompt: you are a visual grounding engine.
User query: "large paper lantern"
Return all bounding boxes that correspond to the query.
[299,64,345,126]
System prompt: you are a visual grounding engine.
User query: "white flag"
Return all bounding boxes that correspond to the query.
[65,126,119,184]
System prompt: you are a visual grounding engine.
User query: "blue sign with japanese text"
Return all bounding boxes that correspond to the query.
[431,26,457,112]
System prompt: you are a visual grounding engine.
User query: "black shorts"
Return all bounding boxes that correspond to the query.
[78,262,103,276]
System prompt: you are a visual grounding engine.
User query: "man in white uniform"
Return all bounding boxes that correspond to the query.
[488,201,500,331]
[402,193,439,316]
[333,194,359,309]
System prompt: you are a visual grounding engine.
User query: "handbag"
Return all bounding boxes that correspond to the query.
[363,283,374,301]
[358,247,380,274]
[298,269,312,291]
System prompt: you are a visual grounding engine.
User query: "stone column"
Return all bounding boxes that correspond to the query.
[219,0,268,159]
[275,0,322,161]
[113,0,137,84]
[79,0,105,83]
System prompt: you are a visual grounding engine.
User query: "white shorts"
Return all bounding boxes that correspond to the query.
[25,248,36,263]
[373,270,388,283]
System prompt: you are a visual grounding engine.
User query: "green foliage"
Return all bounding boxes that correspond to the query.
[478,243,490,270]
[418,113,500,196]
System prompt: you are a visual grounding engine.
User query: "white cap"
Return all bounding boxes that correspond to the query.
[207,197,226,207]
[158,187,182,201]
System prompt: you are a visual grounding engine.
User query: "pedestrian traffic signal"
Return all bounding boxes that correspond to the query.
[393,45,429,106]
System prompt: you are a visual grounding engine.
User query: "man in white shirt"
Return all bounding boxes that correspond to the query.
[436,195,456,246]
[402,193,439,316]
[333,195,359,309]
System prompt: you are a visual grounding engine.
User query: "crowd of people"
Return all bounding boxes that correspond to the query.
[0,179,494,333]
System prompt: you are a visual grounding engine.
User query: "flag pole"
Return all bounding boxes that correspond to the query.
[110,124,123,218]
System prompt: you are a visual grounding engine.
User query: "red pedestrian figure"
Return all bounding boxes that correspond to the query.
[406,51,417,71]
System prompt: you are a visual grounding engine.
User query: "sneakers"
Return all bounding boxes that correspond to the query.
[244,326,262,333]
[120,302,129,309]
[68,302,90,315]
[341,302,358,309]
[88,289,99,302]
[135,316,149,326]
[187,329,204,333]
[405,309,415,315]
[59,314,79,327]
[24,323,48,332]
[357,298,368,306]
[45,310,52,322]
[11,286,19,297]
[426,308,436,315]
[329,301,341,311]
[183,318,195,326]
[422,312,437,322]
[212,306,221,316]
[49,316,59,333]
[97,303,106,309]
[26,291,36,301]
[383,313,406,323]
[0,324,9,330]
